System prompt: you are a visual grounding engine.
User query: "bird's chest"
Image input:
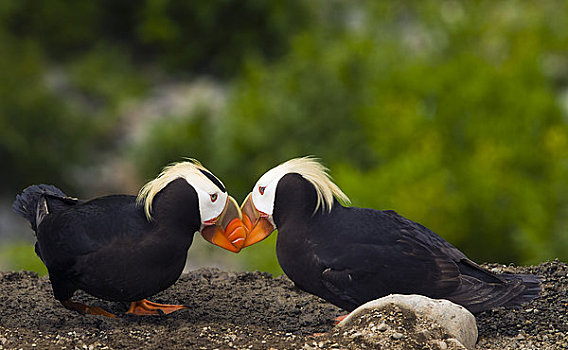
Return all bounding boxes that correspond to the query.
[275,228,324,288]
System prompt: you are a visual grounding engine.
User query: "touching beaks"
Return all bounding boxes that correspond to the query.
[200,196,247,253]
[240,192,276,247]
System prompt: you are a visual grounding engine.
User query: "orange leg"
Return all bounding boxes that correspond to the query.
[334,313,349,325]
[126,299,187,316]
[61,299,116,318]
[312,314,351,336]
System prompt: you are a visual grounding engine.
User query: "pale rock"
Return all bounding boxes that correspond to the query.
[336,294,478,350]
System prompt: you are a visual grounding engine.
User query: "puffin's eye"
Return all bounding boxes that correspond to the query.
[259,186,266,195]
[210,193,218,202]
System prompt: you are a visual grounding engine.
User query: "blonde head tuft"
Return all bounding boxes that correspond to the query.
[273,157,350,213]
[136,159,222,220]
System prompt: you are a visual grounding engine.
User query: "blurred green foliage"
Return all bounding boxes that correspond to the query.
[0,242,47,275]
[5,0,311,76]
[0,0,312,193]
[1,1,567,275]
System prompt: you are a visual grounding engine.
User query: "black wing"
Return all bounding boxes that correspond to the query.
[37,195,146,258]
[317,208,528,312]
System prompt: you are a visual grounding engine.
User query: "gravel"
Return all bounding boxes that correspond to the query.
[0,260,566,349]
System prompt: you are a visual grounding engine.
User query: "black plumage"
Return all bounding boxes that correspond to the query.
[242,162,541,314]
[13,162,245,317]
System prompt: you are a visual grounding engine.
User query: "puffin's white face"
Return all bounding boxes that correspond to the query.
[249,166,290,220]
[195,187,229,223]
[239,166,291,248]
[187,168,246,252]
[189,169,229,224]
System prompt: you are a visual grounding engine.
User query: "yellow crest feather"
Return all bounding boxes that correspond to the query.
[276,156,350,212]
[136,159,214,220]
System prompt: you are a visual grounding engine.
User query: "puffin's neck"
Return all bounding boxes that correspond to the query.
[272,173,322,229]
[148,178,201,234]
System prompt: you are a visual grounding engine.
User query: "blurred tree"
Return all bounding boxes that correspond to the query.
[5,0,313,77]
[0,36,147,195]
[0,0,314,194]
[0,34,93,194]
[131,106,217,179]
[2,0,568,276]
[212,0,568,270]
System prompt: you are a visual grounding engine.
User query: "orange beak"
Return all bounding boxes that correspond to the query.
[200,196,247,253]
[240,192,276,247]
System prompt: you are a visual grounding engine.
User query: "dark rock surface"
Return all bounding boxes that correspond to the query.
[1,261,566,349]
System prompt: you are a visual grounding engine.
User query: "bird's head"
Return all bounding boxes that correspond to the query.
[240,157,350,247]
[137,159,246,252]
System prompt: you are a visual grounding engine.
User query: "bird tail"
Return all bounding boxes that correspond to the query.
[451,259,542,313]
[13,184,68,232]
[461,272,542,313]
[499,272,542,308]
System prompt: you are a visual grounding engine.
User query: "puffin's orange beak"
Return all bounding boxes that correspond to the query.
[240,192,276,247]
[200,196,246,253]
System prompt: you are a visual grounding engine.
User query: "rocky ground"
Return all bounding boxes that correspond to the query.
[0,260,567,349]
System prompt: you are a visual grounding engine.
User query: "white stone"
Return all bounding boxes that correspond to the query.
[336,294,478,350]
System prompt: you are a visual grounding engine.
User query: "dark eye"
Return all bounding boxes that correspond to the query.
[210,193,218,202]
[259,186,266,195]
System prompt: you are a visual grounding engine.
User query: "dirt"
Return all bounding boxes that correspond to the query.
[1,260,567,349]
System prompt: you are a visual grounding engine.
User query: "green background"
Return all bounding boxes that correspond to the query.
[1,0,567,276]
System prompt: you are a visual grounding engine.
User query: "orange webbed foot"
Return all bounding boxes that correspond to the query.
[126,299,187,316]
[61,299,116,318]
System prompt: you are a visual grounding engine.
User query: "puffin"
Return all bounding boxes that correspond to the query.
[240,157,541,314]
[13,159,246,317]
